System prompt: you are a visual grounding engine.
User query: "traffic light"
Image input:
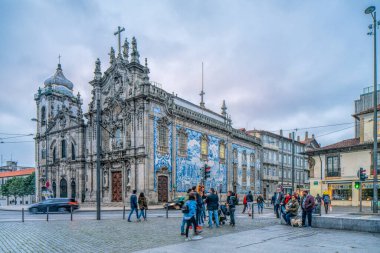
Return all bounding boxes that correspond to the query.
[359,167,367,181]
[354,181,361,189]
[204,165,211,179]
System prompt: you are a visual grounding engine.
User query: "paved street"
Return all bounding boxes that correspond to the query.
[0,208,278,253]
[137,225,380,253]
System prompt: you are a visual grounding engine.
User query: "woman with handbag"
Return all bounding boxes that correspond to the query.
[138,192,148,221]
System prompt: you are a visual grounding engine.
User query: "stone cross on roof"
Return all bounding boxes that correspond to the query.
[114,26,125,56]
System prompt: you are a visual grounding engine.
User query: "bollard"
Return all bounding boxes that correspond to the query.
[252,203,254,219]
[71,206,73,221]
[22,208,24,222]
[166,203,168,219]
[123,206,126,220]
[46,207,49,222]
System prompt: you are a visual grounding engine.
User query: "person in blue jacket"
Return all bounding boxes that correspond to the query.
[128,189,140,222]
[183,193,200,241]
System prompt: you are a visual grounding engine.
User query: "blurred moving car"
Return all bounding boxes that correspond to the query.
[164,196,185,210]
[29,198,79,213]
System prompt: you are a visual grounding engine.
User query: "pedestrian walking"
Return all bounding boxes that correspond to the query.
[205,188,219,228]
[227,191,236,227]
[180,189,191,236]
[242,194,247,214]
[128,190,140,222]
[271,194,276,213]
[138,192,148,221]
[246,191,254,216]
[301,190,315,227]
[183,193,202,241]
[274,188,284,218]
[322,193,330,214]
[192,186,203,229]
[282,194,299,225]
[256,194,265,214]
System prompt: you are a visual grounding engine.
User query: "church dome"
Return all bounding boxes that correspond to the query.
[44,64,74,90]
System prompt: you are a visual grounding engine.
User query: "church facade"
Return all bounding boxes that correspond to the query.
[34,31,263,204]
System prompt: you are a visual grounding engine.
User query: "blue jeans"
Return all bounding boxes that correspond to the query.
[128,207,139,221]
[181,217,186,233]
[257,203,264,213]
[283,212,295,225]
[138,209,146,219]
[208,210,219,227]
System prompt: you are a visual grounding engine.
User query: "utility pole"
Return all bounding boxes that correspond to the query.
[96,93,101,220]
[291,132,295,194]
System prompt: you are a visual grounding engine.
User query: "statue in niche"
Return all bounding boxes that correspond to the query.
[103,170,109,188]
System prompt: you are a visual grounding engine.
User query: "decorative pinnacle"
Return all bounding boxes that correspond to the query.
[221,100,227,117]
[94,58,102,80]
[109,47,116,64]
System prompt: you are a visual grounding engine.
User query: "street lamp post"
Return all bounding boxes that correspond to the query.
[96,95,101,220]
[365,5,379,213]
[291,132,295,194]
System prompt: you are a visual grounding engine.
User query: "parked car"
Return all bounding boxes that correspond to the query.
[29,198,79,213]
[164,197,185,210]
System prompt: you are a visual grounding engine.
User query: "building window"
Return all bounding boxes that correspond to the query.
[242,151,247,164]
[115,128,122,148]
[326,155,340,177]
[178,128,188,157]
[158,124,168,154]
[41,149,46,159]
[53,147,57,163]
[330,184,352,201]
[370,152,380,175]
[200,134,208,159]
[61,140,67,158]
[242,166,247,184]
[71,143,76,160]
[219,141,226,161]
[41,106,46,126]
[250,167,255,184]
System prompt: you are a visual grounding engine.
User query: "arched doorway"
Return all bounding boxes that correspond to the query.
[157,175,168,202]
[71,180,76,199]
[60,178,67,198]
[52,181,57,198]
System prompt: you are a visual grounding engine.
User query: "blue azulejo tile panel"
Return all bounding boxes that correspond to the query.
[175,126,227,193]
[153,116,172,191]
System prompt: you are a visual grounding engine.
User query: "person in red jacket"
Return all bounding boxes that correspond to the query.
[242,194,247,214]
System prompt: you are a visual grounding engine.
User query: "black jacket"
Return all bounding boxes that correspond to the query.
[246,193,254,202]
[206,193,219,211]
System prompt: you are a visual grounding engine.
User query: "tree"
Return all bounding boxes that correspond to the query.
[0,182,10,205]
[8,177,24,204]
[23,173,35,196]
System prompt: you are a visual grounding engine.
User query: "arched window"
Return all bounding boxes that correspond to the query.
[61,140,67,158]
[115,128,122,147]
[233,148,238,162]
[53,147,57,163]
[242,151,247,163]
[71,143,76,160]
[52,181,57,198]
[41,106,46,126]
[200,134,208,159]
[71,180,76,199]
[242,166,247,184]
[60,178,67,198]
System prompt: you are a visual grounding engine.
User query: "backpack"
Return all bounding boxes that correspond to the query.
[234,196,239,205]
[323,195,330,204]
[182,204,189,214]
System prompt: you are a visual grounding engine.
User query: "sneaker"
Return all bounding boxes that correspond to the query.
[192,235,203,240]
[127,220,132,222]
[185,237,192,242]
[181,232,186,236]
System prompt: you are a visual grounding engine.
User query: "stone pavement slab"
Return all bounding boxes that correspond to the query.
[136,225,379,253]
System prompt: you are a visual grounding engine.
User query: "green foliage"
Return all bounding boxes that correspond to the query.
[0,172,35,198]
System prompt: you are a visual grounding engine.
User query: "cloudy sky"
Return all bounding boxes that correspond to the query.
[0,0,378,166]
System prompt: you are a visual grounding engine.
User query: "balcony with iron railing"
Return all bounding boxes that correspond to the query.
[326,171,341,177]
[262,174,279,181]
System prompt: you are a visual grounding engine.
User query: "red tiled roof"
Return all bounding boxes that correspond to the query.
[0,168,35,178]
[314,138,360,151]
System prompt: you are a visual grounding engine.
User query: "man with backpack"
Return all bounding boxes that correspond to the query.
[227,191,236,227]
[205,188,219,228]
[191,186,203,230]
[322,193,331,214]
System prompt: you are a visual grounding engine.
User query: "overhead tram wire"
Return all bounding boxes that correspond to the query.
[0,132,33,136]
[267,122,355,133]
[315,125,355,138]
[0,134,33,140]
[0,140,34,144]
